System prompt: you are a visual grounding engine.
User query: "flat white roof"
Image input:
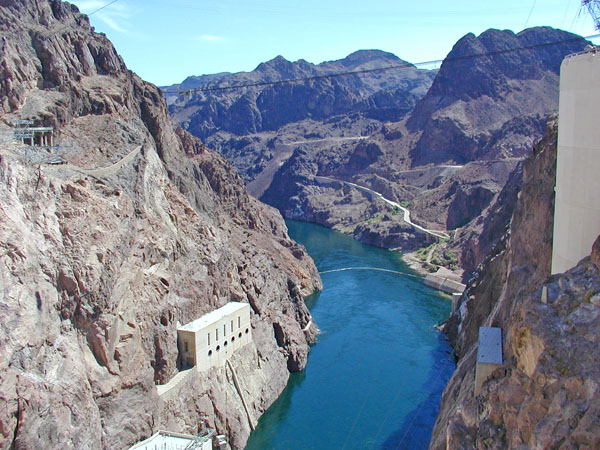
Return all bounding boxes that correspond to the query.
[178,302,248,332]
[477,326,503,364]
[128,431,195,450]
[129,429,214,450]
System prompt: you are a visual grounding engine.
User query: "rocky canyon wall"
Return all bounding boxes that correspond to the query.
[431,119,600,448]
[0,1,321,448]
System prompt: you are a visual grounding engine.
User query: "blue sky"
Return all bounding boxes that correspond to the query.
[71,0,599,86]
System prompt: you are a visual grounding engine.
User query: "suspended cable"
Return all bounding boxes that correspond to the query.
[569,4,585,30]
[318,267,423,280]
[393,355,453,449]
[561,0,575,29]
[523,0,537,29]
[165,32,600,96]
[88,0,122,17]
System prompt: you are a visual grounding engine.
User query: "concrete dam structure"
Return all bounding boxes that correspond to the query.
[552,49,600,274]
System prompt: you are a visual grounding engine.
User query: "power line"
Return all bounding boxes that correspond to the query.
[523,0,537,29]
[165,32,600,96]
[88,0,122,17]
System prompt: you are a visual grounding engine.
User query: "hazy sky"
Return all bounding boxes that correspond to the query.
[70,0,599,86]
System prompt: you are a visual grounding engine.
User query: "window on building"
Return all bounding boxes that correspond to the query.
[238,316,241,329]
[245,328,249,334]
[184,341,189,352]
[216,329,218,340]
[224,341,228,347]
[208,350,212,357]
[216,345,220,352]
[223,324,226,336]
[208,333,210,346]
[231,320,234,332]
[238,332,242,338]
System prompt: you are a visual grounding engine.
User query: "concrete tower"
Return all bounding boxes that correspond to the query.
[552,49,600,274]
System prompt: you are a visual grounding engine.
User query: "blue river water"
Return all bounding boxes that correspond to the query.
[245,220,454,450]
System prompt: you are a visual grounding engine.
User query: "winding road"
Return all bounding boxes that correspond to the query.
[315,176,450,240]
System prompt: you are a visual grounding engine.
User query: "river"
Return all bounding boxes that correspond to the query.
[245,220,454,450]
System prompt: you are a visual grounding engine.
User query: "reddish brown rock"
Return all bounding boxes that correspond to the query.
[431,118,600,449]
[0,1,321,449]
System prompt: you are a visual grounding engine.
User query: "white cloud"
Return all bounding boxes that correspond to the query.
[72,1,132,34]
[96,13,128,33]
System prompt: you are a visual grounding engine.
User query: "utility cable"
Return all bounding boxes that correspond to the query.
[393,353,453,449]
[561,0,575,29]
[569,4,585,31]
[87,0,122,17]
[164,32,600,96]
[319,267,424,280]
[523,0,537,29]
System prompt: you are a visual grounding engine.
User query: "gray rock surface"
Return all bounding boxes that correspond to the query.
[430,118,600,449]
[0,1,321,448]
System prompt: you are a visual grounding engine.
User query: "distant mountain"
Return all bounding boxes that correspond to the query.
[407,26,587,166]
[164,50,436,138]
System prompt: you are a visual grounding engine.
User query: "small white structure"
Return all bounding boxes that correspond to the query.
[423,273,466,295]
[178,302,252,371]
[475,326,503,395]
[128,430,213,450]
[552,49,600,274]
[13,120,54,147]
[215,435,228,450]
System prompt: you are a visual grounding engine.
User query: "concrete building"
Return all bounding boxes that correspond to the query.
[13,120,54,147]
[552,49,600,274]
[423,272,466,295]
[128,429,214,450]
[178,302,252,371]
[475,326,503,395]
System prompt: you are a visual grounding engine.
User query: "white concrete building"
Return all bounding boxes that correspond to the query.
[475,326,503,395]
[552,49,600,274]
[128,430,213,450]
[178,302,252,371]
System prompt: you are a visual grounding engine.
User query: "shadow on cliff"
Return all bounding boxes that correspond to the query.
[380,333,455,450]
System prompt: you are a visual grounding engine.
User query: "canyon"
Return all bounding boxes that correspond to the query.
[166,27,587,278]
[1,1,599,449]
[165,19,600,450]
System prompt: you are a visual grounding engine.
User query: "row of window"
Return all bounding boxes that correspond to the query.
[207,328,249,357]
[208,316,243,345]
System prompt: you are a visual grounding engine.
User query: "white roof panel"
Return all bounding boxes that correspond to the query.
[178,302,248,332]
[477,326,503,364]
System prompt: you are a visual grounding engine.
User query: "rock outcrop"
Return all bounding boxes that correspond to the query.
[407,27,585,166]
[0,1,320,449]
[430,118,600,449]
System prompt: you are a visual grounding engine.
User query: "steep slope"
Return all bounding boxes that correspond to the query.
[430,119,600,449]
[0,1,320,449]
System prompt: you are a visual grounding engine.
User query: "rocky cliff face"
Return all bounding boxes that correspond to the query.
[407,27,585,166]
[165,50,436,139]
[430,119,600,449]
[0,1,321,449]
